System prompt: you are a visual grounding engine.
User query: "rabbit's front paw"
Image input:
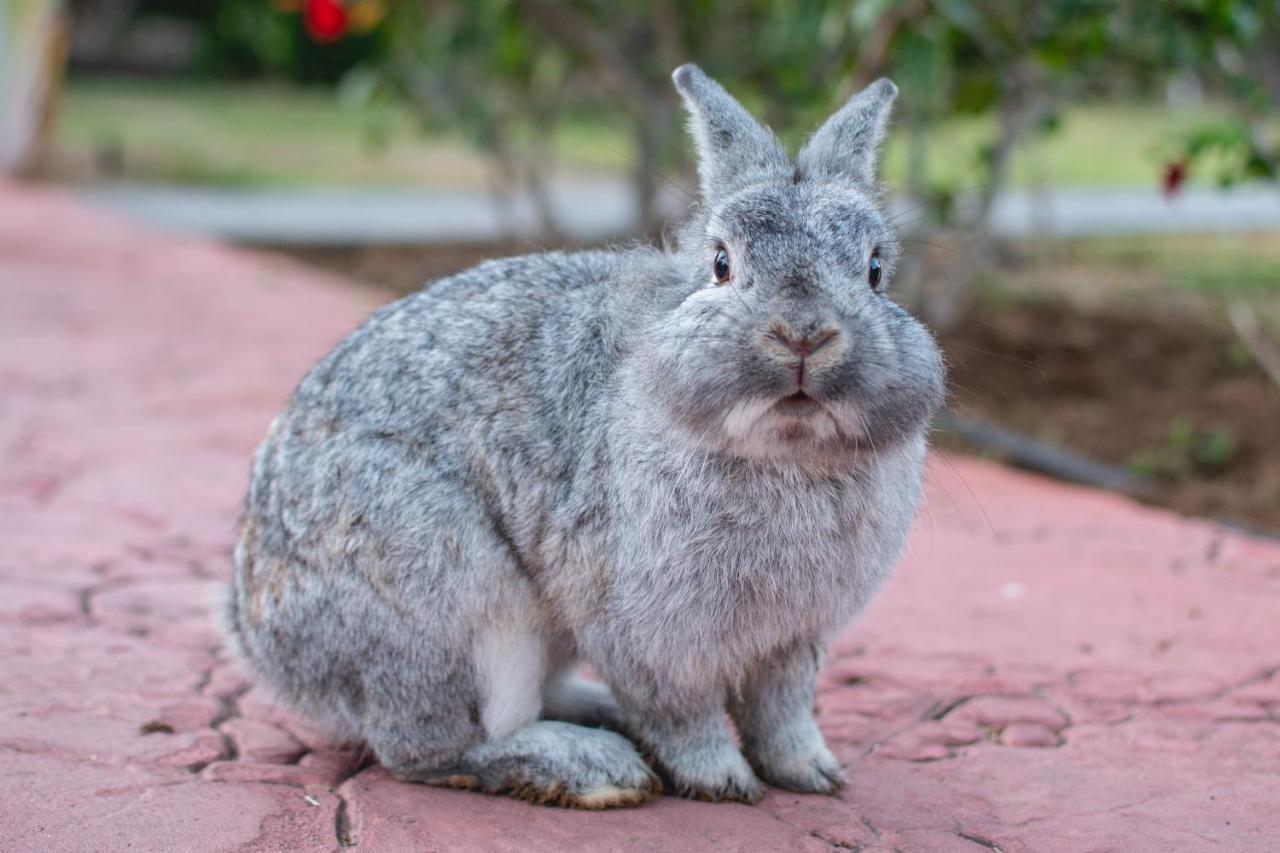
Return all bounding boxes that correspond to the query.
[661,742,765,804]
[749,740,845,795]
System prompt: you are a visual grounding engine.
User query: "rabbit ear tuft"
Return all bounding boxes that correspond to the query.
[797,78,898,187]
[672,64,790,199]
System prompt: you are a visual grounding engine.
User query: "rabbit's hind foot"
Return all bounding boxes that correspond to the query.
[392,720,661,809]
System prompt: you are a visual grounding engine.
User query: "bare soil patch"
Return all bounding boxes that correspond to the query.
[941,298,1279,534]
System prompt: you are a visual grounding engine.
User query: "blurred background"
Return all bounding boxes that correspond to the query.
[4,0,1279,533]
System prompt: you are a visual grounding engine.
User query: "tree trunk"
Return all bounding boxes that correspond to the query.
[632,98,671,238]
[892,113,934,314]
[922,57,1042,330]
[520,117,563,243]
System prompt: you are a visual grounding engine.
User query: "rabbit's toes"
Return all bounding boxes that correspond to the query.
[556,780,661,810]
[426,721,661,809]
[661,743,765,804]
[751,742,846,795]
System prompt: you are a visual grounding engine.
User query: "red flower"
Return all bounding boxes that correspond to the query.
[304,0,347,43]
[1162,160,1187,199]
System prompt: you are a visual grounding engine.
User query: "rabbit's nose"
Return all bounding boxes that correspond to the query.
[770,324,839,358]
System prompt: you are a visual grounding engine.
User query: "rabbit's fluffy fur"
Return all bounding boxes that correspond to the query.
[228,64,945,808]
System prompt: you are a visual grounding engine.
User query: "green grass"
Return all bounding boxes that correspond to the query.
[57,78,495,188]
[880,103,1241,194]
[1059,234,1280,297]
[57,76,1238,192]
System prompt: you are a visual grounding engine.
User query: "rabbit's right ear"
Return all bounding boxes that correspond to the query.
[796,78,898,188]
[672,64,790,200]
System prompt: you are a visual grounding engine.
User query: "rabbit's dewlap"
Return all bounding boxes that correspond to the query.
[227,64,943,809]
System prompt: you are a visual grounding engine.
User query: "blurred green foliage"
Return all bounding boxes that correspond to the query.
[60,78,1239,191]
[117,0,1279,226]
[128,0,390,81]
[349,0,1278,229]
[1129,416,1238,479]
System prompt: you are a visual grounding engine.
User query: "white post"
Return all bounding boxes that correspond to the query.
[0,0,64,176]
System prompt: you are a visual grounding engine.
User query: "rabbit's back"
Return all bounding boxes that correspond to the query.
[287,250,648,440]
[231,249,668,652]
[276,249,667,482]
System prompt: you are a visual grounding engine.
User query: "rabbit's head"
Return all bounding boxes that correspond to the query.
[637,64,945,466]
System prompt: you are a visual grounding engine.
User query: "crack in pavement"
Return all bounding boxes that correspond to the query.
[953,823,1004,852]
[332,764,377,849]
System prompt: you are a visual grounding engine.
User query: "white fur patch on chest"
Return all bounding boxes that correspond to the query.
[476,615,547,741]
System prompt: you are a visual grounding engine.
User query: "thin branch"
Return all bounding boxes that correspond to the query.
[519,0,653,105]
[841,0,931,97]
[1228,301,1280,391]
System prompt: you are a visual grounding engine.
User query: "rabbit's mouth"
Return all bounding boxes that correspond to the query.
[713,393,874,462]
[771,391,823,418]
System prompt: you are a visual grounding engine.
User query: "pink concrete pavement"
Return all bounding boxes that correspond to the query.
[2,182,1278,852]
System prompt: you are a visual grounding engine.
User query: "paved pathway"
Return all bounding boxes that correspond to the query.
[2,181,1279,852]
[78,182,1280,245]
[77,180,686,246]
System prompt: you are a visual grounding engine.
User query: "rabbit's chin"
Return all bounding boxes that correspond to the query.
[705,396,874,464]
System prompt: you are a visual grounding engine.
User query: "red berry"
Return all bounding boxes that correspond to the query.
[1162,160,1187,199]
[304,0,347,43]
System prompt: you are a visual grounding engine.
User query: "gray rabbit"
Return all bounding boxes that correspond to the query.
[227,64,944,808]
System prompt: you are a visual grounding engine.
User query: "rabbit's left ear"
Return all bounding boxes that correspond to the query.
[672,63,790,199]
[797,78,898,187]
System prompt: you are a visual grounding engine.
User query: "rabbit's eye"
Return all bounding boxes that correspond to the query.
[867,253,883,290]
[713,248,731,284]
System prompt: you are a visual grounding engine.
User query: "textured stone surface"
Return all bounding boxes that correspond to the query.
[2,181,1278,851]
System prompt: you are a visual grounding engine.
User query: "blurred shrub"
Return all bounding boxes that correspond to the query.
[201,0,387,80]
[106,0,1280,304]
[114,0,388,81]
